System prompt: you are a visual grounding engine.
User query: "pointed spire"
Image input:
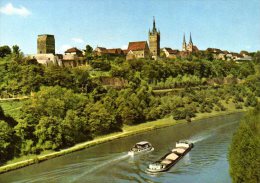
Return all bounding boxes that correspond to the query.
[182,33,187,51]
[153,16,155,28]
[153,16,157,32]
[189,32,193,44]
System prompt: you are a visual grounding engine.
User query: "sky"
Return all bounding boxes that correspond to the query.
[0,0,260,54]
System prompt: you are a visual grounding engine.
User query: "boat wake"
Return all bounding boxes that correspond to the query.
[14,153,130,183]
[189,120,239,144]
[189,133,212,144]
[71,153,130,182]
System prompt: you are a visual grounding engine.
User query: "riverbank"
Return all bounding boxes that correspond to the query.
[0,108,247,174]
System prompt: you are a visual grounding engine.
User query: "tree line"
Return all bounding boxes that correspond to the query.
[0,46,259,165]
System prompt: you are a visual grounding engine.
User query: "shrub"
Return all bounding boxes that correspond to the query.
[245,94,258,107]
[235,103,243,109]
[214,106,220,111]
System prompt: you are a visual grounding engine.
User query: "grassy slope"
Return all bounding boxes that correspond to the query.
[0,100,25,120]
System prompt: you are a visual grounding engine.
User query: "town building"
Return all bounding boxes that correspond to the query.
[62,47,85,67]
[94,47,107,56]
[126,41,150,60]
[205,48,252,61]
[106,48,124,56]
[94,47,125,56]
[162,47,179,58]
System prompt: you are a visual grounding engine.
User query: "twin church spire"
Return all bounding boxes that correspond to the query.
[182,32,193,51]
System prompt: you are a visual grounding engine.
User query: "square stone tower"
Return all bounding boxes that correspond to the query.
[37,34,55,54]
[149,17,160,59]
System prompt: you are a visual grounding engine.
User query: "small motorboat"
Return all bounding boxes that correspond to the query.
[128,141,154,156]
[146,140,194,173]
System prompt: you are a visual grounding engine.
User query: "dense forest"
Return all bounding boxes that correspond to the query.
[0,45,259,164]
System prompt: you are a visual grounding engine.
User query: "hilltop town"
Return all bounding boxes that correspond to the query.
[29,18,253,67]
[0,13,259,182]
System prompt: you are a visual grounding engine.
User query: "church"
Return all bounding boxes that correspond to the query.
[126,17,198,60]
[126,17,160,60]
[182,33,199,52]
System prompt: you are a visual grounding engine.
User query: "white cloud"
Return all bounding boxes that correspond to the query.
[71,38,84,44]
[58,44,72,53]
[0,3,31,17]
[121,45,128,49]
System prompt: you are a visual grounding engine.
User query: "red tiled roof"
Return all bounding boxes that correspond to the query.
[206,48,221,53]
[106,48,124,55]
[164,47,179,54]
[240,51,249,55]
[192,46,199,52]
[96,47,107,52]
[107,49,118,54]
[231,52,243,57]
[65,47,82,53]
[123,49,128,54]
[116,48,123,54]
[222,50,229,54]
[127,41,147,51]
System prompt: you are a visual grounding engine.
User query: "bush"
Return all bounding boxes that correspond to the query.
[235,103,243,109]
[217,102,226,111]
[214,106,220,111]
[245,94,258,107]
[90,60,111,71]
[204,105,212,113]
[172,107,195,120]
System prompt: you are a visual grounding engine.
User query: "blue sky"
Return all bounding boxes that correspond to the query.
[0,0,259,54]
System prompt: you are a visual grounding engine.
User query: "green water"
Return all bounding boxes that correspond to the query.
[0,113,243,183]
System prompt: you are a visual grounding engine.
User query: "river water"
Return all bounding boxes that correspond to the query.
[0,113,243,183]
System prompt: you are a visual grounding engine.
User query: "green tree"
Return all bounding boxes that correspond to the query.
[0,45,11,58]
[229,106,260,183]
[17,86,88,153]
[0,120,16,163]
[12,45,20,56]
[34,116,63,151]
[253,51,260,64]
[84,101,118,136]
[71,67,90,93]
[85,45,93,54]
[85,45,93,60]
[62,110,91,146]
[0,106,20,163]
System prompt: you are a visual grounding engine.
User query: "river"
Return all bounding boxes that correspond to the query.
[0,113,243,183]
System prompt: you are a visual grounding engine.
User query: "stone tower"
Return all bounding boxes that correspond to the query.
[182,33,187,51]
[149,17,160,59]
[187,32,193,52]
[37,34,55,54]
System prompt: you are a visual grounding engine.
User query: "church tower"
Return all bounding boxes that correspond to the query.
[187,32,193,52]
[182,33,187,51]
[149,17,160,59]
